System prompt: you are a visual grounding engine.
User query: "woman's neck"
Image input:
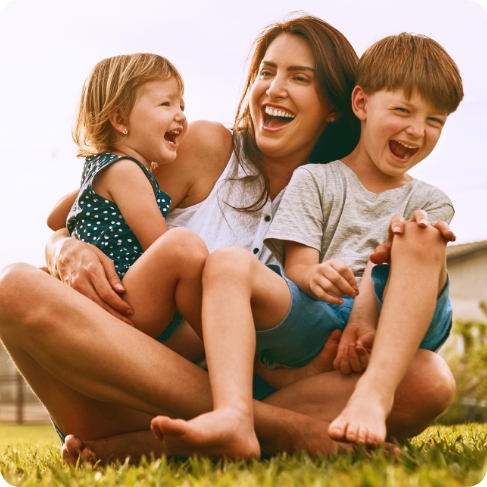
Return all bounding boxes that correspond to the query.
[263,154,308,200]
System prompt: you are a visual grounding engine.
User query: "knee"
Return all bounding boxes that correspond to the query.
[159,228,208,265]
[0,263,45,328]
[393,350,455,436]
[392,222,446,265]
[203,247,255,282]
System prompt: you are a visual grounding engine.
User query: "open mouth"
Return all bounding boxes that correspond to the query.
[389,140,419,160]
[263,106,295,129]
[164,130,180,145]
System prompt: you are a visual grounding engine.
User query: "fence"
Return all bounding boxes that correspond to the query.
[0,370,49,424]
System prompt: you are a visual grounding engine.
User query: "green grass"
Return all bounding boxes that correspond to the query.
[0,424,486,486]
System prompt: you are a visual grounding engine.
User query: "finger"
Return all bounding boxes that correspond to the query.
[87,264,133,316]
[355,345,370,370]
[389,214,406,235]
[369,243,390,265]
[432,221,456,243]
[347,344,364,373]
[411,209,428,228]
[340,346,352,375]
[316,263,358,297]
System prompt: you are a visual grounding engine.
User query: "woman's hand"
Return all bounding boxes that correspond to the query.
[370,210,456,265]
[46,230,134,325]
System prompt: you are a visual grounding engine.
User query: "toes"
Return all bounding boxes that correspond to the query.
[151,416,187,438]
[328,417,348,440]
[62,435,96,465]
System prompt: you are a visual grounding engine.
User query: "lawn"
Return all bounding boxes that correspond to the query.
[0,423,486,486]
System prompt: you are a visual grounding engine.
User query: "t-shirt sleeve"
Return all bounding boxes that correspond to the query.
[264,166,324,265]
[418,185,455,225]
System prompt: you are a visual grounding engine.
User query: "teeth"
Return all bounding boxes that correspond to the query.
[168,130,180,134]
[396,141,417,149]
[265,106,295,119]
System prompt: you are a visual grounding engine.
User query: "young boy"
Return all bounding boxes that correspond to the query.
[152,33,462,458]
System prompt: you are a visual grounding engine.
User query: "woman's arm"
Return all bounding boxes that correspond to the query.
[45,229,134,324]
[47,189,79,231]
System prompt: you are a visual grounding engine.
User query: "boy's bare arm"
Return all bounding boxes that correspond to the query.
[284,241,358,305]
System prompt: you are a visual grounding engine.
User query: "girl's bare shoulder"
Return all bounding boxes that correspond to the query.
[153,120,233,208]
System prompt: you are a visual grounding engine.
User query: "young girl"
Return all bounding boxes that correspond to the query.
[67,53,207,339]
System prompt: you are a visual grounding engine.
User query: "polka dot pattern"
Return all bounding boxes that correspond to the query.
[67,153,171,278]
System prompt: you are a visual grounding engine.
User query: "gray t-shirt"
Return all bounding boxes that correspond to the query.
[264,160,454,282]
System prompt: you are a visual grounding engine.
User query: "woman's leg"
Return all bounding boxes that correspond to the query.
[0,262,343,459]
[328,222,452,445]
[122,228,208,339]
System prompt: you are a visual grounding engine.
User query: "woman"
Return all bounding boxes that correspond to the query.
[0,15,454,462]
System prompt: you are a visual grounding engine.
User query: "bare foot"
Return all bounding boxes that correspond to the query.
[62,435,96,465]
[255,329,343,389]
[328,386,393,447]
[61,430,166,465]
[151,408,260,460]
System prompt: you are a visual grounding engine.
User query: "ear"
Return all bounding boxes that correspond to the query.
[351,86,368,121]
[326,108,342,123]
[108,111,127,135]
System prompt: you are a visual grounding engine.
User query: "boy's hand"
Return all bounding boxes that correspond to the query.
[333,322,375,374]
[305,259,358,304]
[370,210,456,264]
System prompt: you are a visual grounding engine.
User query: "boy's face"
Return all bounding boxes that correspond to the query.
[354,87,448,179]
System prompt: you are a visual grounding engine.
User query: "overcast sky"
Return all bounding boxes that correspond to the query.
[0,0,486,271]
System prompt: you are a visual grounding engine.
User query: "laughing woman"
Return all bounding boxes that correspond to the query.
[0,15,454,462]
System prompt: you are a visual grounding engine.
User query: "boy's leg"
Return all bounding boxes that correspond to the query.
[329,222,449,445]
[152,247,292,459]
[121,227,208,338]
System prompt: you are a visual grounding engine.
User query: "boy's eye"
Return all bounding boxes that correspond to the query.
[395,107,409,114]
[161,101,170,107]
[428,117,445,126]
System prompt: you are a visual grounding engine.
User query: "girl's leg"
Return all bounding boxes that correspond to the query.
[121,227,208,338]
[152,247,292,459]
[328,222,450,445]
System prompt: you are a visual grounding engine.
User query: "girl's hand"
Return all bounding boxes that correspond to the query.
[47,231,134,325]
[370,210,456,264]
[305,259,358,304]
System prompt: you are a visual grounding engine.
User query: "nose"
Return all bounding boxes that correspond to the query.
[175,107,186,123]
[266,73,287,99]
[405,116,425,138]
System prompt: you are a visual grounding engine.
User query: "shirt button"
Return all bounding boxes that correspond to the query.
[264,215,271,222]
[253,248,259,254]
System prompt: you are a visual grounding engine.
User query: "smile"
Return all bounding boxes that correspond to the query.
[263,105,295,129]
[389,140,419,160]
[164,129,180,145]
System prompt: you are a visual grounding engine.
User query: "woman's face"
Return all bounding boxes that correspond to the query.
[250,33,333,164]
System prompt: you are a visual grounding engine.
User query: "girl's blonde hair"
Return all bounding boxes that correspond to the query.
[73,53,184,157]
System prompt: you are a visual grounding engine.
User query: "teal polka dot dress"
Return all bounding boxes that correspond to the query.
[67,153,171,279]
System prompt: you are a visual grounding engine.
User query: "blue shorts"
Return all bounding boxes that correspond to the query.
[255,264,452,368]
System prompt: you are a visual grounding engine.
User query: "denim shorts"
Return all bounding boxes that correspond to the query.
[255,264,452,368]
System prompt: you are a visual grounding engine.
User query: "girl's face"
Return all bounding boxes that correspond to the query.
[250,34,333,165]
[121,77,187,167]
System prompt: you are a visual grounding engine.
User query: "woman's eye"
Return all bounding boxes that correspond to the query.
[259,69,273,77]
[294,75,309,82]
